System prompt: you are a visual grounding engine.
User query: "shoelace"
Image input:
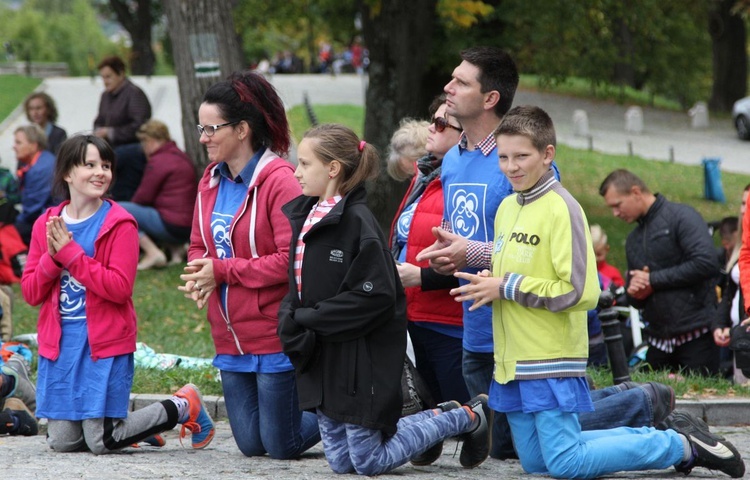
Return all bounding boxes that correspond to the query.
[178,420,203,448]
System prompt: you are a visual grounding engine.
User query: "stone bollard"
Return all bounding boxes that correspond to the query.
[625,106,643,134]
[689,101,709,129]
[572,109,589,137]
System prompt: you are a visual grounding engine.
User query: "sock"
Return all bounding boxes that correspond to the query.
[170,396,189,423]
[0,373,15,398]
[678,434,693,463]
[462,405,479,430]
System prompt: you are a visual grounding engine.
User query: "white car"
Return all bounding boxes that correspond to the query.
[733,96,750,140]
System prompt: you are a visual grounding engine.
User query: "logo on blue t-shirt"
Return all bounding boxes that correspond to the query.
[448,184,487,241]
[60,270,85,318]
[211,212,234,259]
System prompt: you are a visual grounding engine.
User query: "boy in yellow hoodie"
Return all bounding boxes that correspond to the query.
[451,105,744,478]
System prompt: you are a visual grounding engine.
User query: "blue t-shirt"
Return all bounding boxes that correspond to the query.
[59,202,111,321]
[489,377,594,414]
[211,150,292,374]
[441,144,512,352]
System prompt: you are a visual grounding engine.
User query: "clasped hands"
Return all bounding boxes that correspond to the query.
[46,216,72,257]
[177,258,216,310]
[627,266,652,300]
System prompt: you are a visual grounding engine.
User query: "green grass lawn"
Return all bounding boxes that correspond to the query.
[0,74,42,120]
[9,103,749,397]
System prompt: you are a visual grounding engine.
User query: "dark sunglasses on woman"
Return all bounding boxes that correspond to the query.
[431,116,462,133]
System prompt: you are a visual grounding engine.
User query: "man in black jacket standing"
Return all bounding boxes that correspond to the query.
[600,169,720,375]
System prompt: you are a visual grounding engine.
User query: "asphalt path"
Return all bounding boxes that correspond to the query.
[3,420,749,480]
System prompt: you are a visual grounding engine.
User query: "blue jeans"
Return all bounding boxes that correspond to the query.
[317,406,472,475]
[507,410,683,478]
[119,202,182,244]
[584,384,653,429]
[462,349,516,459]
[408,323,469,404]
[221,370,320,458]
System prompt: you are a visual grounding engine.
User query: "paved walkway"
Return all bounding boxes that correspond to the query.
[3,417,749,480]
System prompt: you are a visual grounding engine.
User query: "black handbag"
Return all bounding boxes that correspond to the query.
[730,324,750,377]
[400,357,435,417]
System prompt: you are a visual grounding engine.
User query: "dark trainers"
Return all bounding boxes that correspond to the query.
[459,394,492,468]
[174,383,215,449]
[3,397,38,436]
[6,354,36,412]
[639,381,675,426]
[411,401,462,466]
[662,411,745,478]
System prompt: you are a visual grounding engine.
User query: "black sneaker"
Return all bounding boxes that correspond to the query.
[661,411,745,478]
[411,400,462,466]
[3,398,38,436]
[459,394,492,468]
[639,382,675,426]
[6,354,36,412]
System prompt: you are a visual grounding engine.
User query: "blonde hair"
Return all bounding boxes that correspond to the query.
[386,118,429,181]
[14,124,47,151]
[590,224,607,248]
[303,124,379,196]
[136,119,171,142]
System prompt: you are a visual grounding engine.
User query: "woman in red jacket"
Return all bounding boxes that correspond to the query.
[178,71,320,459]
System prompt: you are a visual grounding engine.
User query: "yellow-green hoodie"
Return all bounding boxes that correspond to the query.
[491,170,600,384]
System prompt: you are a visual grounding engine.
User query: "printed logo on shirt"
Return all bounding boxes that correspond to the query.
[363,282,373,292]
[329,249,344,263]
[211,212,234,259]
[59,270,85,315]
[494,233,505,253]
[507,230,540,264]
[447,184,487,241]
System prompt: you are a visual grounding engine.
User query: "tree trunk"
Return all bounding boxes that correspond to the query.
[612,17,636,89]
[109,0,156,76]
[360,0,438,233]
[709,0,747,112]
[162,0,245,167]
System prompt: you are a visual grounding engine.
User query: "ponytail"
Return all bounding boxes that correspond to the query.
[303,124,379,196]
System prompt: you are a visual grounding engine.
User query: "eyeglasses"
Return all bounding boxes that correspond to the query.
[432,116,461,133]
[196,121,239,137]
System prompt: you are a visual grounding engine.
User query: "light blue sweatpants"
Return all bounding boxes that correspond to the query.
[507,409,685,479]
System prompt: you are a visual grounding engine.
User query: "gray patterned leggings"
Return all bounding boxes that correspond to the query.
[317,407,472,475]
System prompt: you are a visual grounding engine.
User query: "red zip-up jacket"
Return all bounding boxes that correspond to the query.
[21,200,139,361]
[189,149,301,355]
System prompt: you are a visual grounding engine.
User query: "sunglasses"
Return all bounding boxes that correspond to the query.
[432,116,461,133]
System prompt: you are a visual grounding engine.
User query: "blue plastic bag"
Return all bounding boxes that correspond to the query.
[703,157,726,203]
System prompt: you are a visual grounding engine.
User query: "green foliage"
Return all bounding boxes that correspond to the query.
[232,0,359,69]
[0,75,42,120]
[499,0,713,108]
[3,0,120,76]
[287,104,365,141]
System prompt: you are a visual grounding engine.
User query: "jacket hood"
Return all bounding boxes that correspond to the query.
[204,149,290,191]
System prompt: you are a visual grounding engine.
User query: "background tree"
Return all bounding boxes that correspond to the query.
[107,0,159,76]
[3,0,117,76]
[360,0,439,230]
[709,0,748,112]
[162,0,244,167]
